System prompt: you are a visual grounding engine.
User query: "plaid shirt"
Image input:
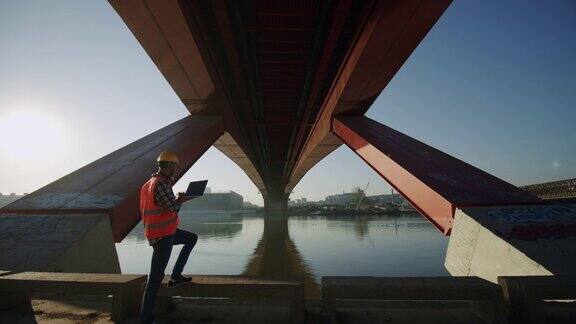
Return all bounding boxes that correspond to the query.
[153,173,181,213]
[148,173,181,245]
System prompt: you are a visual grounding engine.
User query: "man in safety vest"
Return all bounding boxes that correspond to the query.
[139,151,198,324]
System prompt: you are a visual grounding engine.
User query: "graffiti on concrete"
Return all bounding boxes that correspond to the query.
[476,204,576,241]
[28,193,124,209]
[485,204,576,224]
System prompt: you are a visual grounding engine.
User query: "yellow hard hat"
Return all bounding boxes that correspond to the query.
[157,151,180,164]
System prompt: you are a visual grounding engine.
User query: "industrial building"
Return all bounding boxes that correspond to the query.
[183,191,243,211]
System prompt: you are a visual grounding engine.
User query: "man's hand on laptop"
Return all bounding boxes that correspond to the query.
[176,192,196,203]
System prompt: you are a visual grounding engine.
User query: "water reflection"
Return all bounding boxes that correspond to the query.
[243,215,320,299]
[126,212,246,241]
[116,211,449,299]
[117,211,262,275]
[318,213,437,237]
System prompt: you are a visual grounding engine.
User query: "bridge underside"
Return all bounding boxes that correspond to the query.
[2,0,542,237]
[106,0,461,210]
[3,0,576,283]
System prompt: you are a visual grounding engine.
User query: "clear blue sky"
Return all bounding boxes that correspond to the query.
[1,1,575,206]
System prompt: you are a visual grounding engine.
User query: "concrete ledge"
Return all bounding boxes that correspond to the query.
[0,271,146,321]
[321,276,507,324]
[157,275,305,323]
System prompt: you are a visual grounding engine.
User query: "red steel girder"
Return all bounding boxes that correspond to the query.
[291,0,453,193]
[332,116,541,235]
[1,116,224,241]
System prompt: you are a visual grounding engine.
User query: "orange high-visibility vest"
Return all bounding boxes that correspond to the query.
[140,175,179,240]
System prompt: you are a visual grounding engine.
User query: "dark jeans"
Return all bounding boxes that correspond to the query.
[140,229,198,324]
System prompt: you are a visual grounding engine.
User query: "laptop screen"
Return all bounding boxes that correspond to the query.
[186,180,208,197]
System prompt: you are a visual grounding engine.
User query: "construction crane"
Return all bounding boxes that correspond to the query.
[355,182,370,211]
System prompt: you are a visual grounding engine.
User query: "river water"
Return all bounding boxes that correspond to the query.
[117,210,449,296]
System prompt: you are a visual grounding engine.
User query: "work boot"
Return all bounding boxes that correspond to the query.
[167,275,192,288]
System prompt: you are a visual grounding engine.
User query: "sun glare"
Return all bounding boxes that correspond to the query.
[0,109,70,161]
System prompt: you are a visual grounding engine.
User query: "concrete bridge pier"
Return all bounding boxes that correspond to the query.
[0,213,120,273]
[445,204,576,283]
[263,193,289,214]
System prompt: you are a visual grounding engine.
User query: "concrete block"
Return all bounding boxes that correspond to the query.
[445,204,576,282]
[0,214,120,273]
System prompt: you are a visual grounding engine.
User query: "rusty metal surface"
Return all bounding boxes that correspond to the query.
[332,116,541,234]
[1,116,224,241]
[522,178,576,200]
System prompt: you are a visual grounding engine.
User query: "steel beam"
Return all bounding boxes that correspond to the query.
[290,0,452,194]
[1,116,224,241]
[108,0,216,113]
[332,116,541,234]
[213,132,267,196]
